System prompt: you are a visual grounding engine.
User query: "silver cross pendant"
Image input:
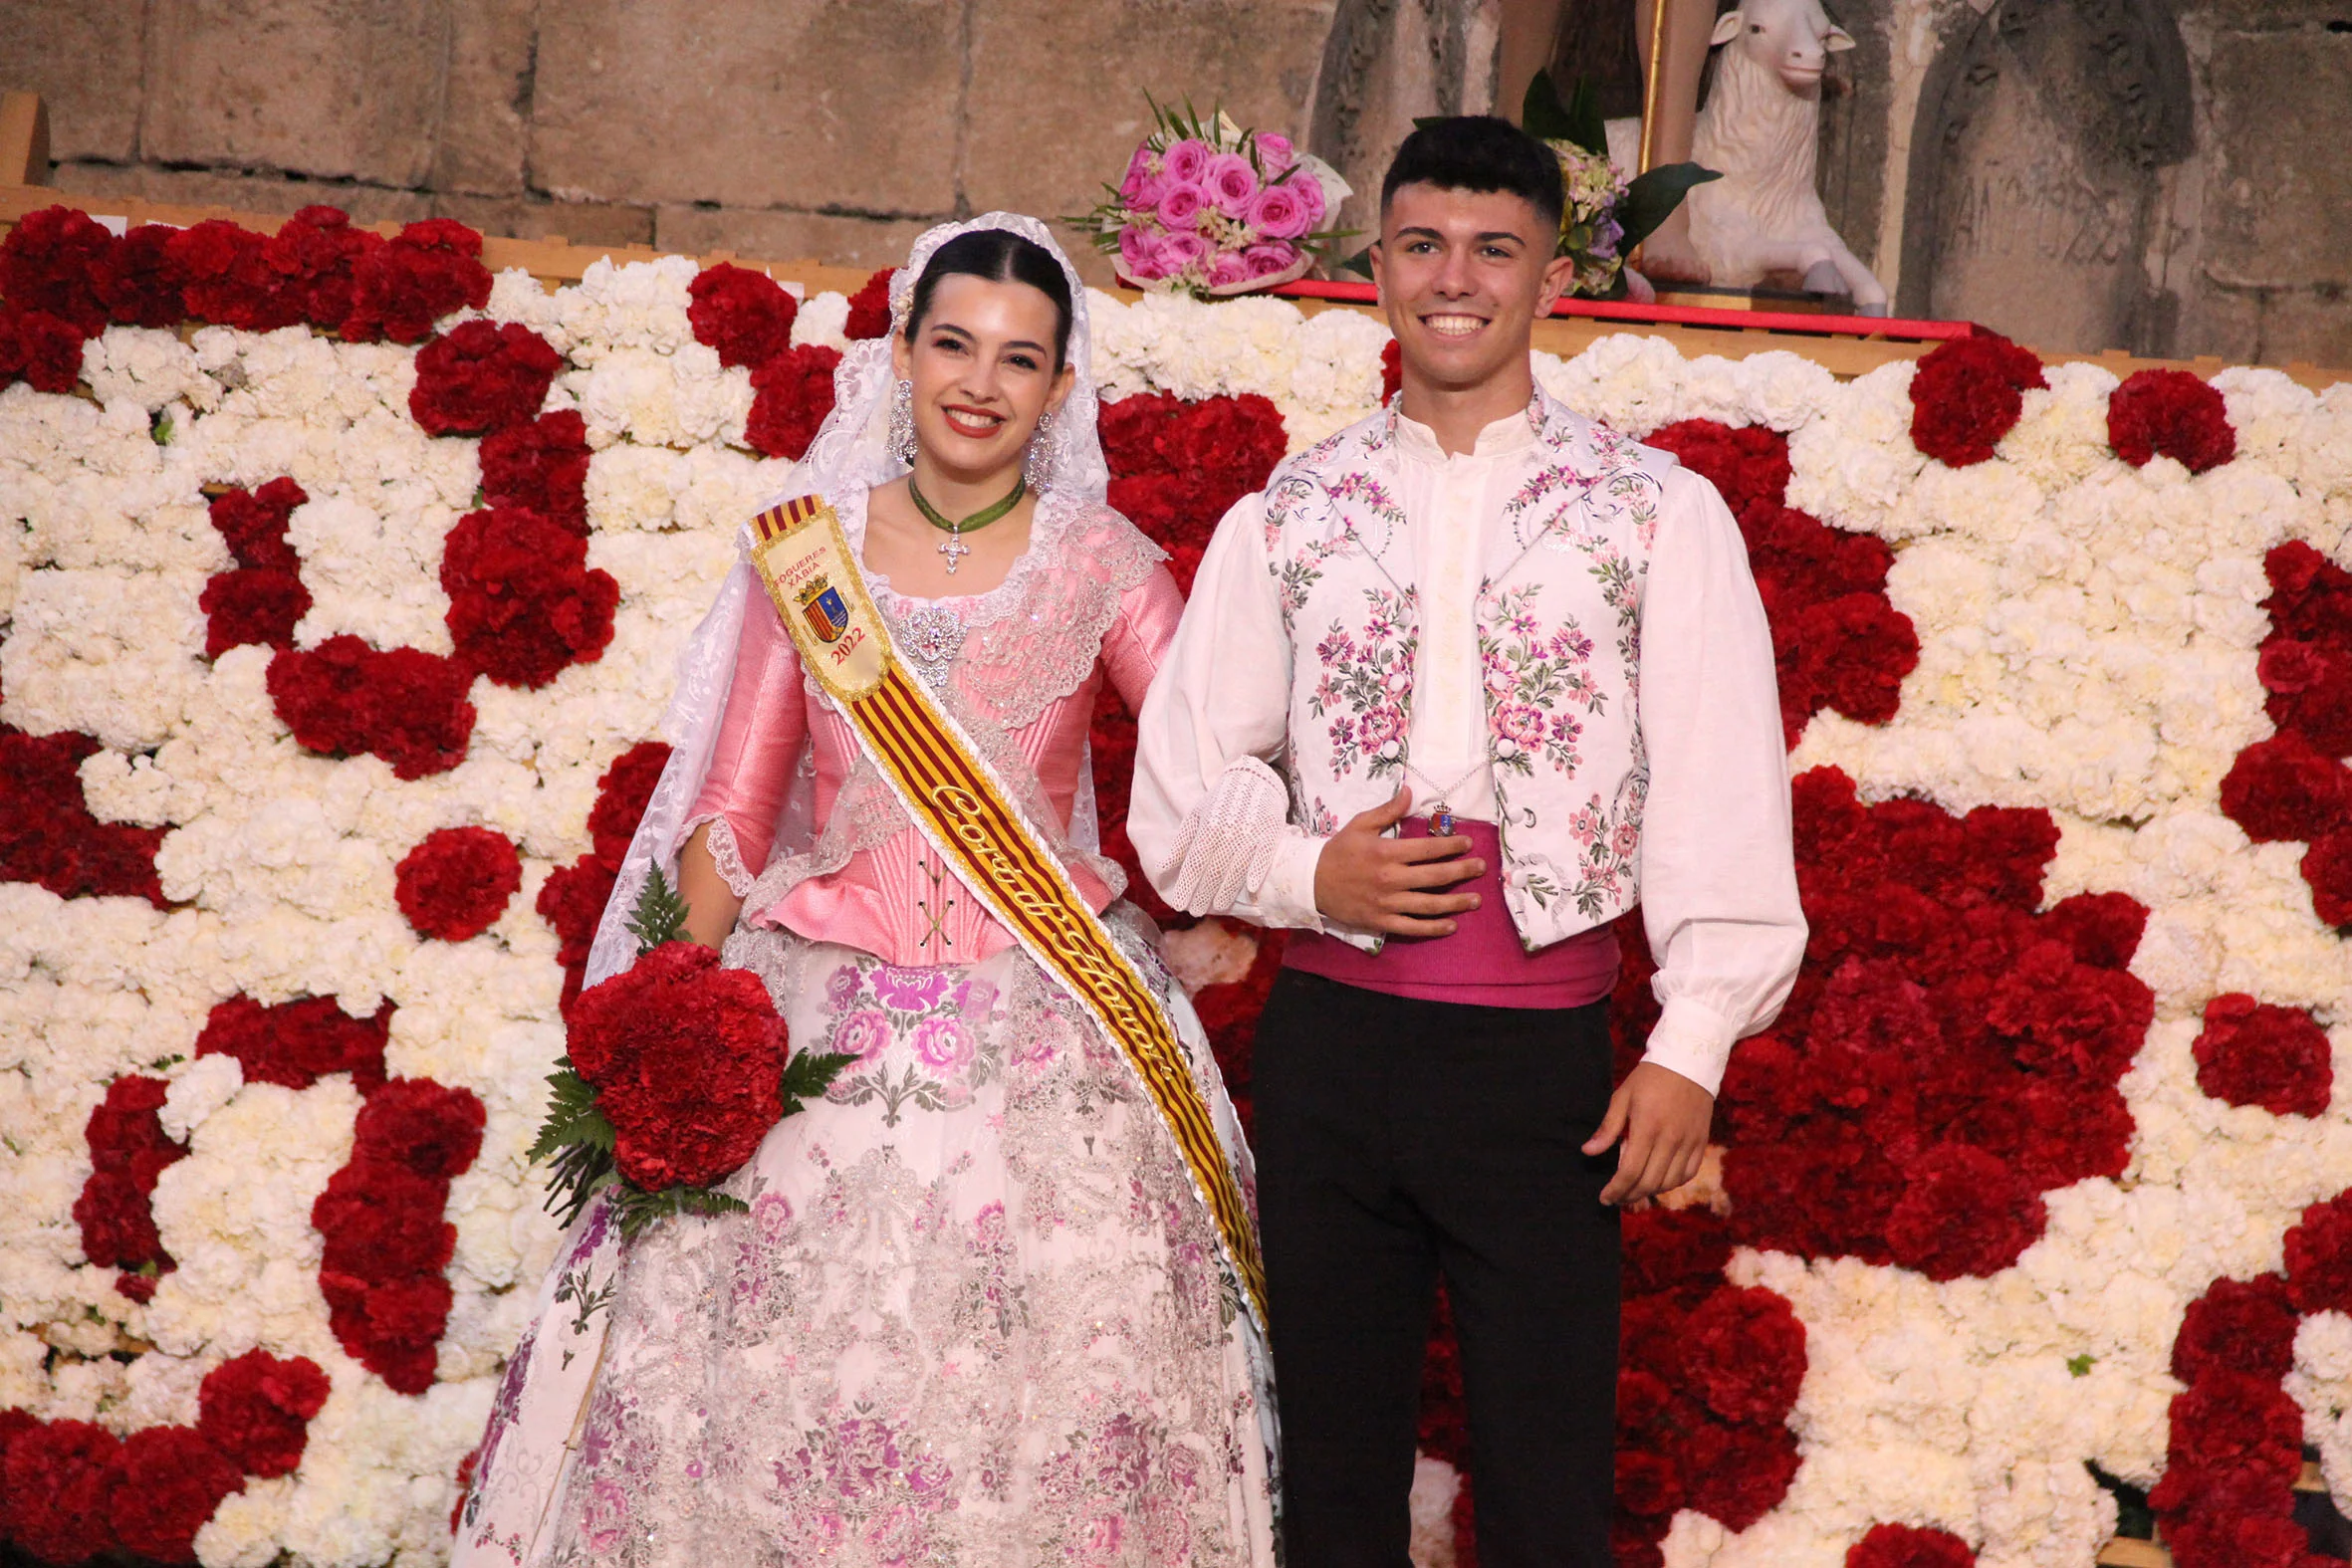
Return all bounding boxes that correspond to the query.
[936,532,970,574]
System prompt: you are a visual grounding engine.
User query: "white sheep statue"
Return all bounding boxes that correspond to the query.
[1610,0,1888,312]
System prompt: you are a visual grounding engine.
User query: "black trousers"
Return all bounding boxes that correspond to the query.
[1254,970,1621,1568]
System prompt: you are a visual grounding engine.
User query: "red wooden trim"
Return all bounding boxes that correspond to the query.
[1268,276,1978,343]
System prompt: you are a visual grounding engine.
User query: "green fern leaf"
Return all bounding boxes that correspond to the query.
[780,1048,857,1111]
[627,866,692,953]
[526,1066,614,1163]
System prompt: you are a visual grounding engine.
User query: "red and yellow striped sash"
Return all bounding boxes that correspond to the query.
[748,494,1268,1326]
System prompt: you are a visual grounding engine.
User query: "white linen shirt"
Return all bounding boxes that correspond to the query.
[1129,403,1805,1095]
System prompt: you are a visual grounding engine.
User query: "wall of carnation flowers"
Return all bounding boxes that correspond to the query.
[1,199,2351,1568]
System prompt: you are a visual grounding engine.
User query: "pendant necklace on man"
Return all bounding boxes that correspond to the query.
[1406,758,1488,839]
[909,475,1026,574]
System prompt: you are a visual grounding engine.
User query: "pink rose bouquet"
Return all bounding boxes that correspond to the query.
[1072,98,1351,300]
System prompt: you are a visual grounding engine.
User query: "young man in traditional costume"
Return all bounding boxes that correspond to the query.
[1131,116,1805,1566]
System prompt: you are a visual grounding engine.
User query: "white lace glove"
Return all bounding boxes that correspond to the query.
[1157,756,1290,916]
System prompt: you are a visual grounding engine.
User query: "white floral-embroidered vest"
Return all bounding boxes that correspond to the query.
[1262,390,1674,950]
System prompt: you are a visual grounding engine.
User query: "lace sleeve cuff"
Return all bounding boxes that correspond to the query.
[684,813,758,899]
[1156,756,1292,918]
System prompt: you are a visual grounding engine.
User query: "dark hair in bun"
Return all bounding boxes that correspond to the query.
[904,229,1075,369]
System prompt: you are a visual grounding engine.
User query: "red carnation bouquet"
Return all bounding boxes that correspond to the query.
[531,869,852,1235]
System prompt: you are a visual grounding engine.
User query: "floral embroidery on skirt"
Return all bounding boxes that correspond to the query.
[455,923,1277,1568]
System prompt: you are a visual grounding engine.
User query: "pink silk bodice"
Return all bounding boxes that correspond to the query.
[687,489,1184,967]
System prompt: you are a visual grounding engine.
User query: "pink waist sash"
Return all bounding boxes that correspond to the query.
[1283,818,1621,1009]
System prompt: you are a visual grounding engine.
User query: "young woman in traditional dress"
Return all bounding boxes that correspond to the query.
[452,215,1277,1568]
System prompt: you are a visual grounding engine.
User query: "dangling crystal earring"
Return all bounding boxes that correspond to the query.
[889,378,916,467]
[1024,406,1056,490]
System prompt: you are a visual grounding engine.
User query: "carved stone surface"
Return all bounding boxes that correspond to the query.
[964,0,1330,222]
[53,163,434,226]
[3,0,2345,364]
[142,0,452,187]
[435,194,655,248]
[1310,0,1505,239]
[431,0,536,197]
[529,0,965,212]
[651,206,937,271]
[1812,0,1893,279]
[0,1,146,163]
[1902,0,2193,352]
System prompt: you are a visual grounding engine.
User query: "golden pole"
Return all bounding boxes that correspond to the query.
[1636,0,1670,177]
[1631,0,1672,271]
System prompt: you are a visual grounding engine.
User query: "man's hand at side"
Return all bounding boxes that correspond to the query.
[1312,786,1485,937]
[1587,1061,1713,1207]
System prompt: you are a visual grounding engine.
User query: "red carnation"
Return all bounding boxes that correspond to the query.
[354,1079,486,1181]
[746,343,843,461]
[410,320,563,436]
[539,858,617,1014]
[109,1425,245,1563]
[1884,1142,2045,1280]
[2305,831,2352,928]
[165,219,301,332]
[1379,336,1402,404]
[200,567,311,657]
[1682,1286,1807,1423]
[198,1350,331,1478]
[439,506,619,688]
[2109,367,2235,474]
[540,744,671,1009]
[72,1074,186,1272]
[1648,418,1794,518]
[2261,540,2352,643]
[74,1170,166,1275]
[843,268,896,339]
[0,727,168,905]
[2038,890,2148,970]
[94,224,189,329]
[588,741,672,868]
[2,1419,122,1566]
[2284,1192,2352,1313]
[2172,1272,2297,1384]
[194,994,393,1092]
[209,478,308,572]
[1677,1417,1801,1532]
[261,205,381,332]
[345,218,491,344]
[2193,995,2332,1116]
[318,1269,451,1394]
[0,205,117,336]
[1846,1523,1976,1568]
[688,262,800,368]
[2161,1508,2316,1568]
[2151,1370,2303,1505]
[2258,639,2352,760]
[1985,939,2153,1082]
[267,635,477,779]
[1615,1450,1683,1519]
[1099,392,1288,594]
[1775,591,1920,740]
[1907,332,2046,467]
[480,410,592,534]
[567,941,792,1191]
[314,1160,460,1279]
[2219,732,2352,844]
[394,825,523,942]
[0,304,88,394]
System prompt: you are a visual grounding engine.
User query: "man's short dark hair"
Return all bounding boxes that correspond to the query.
[1380,115,1564,239]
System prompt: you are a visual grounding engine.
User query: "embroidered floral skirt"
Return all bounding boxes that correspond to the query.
[455,920,1279,1568]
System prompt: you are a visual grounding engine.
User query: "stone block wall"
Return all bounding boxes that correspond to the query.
[0,0,2345,364]
[0,0,1334,279]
